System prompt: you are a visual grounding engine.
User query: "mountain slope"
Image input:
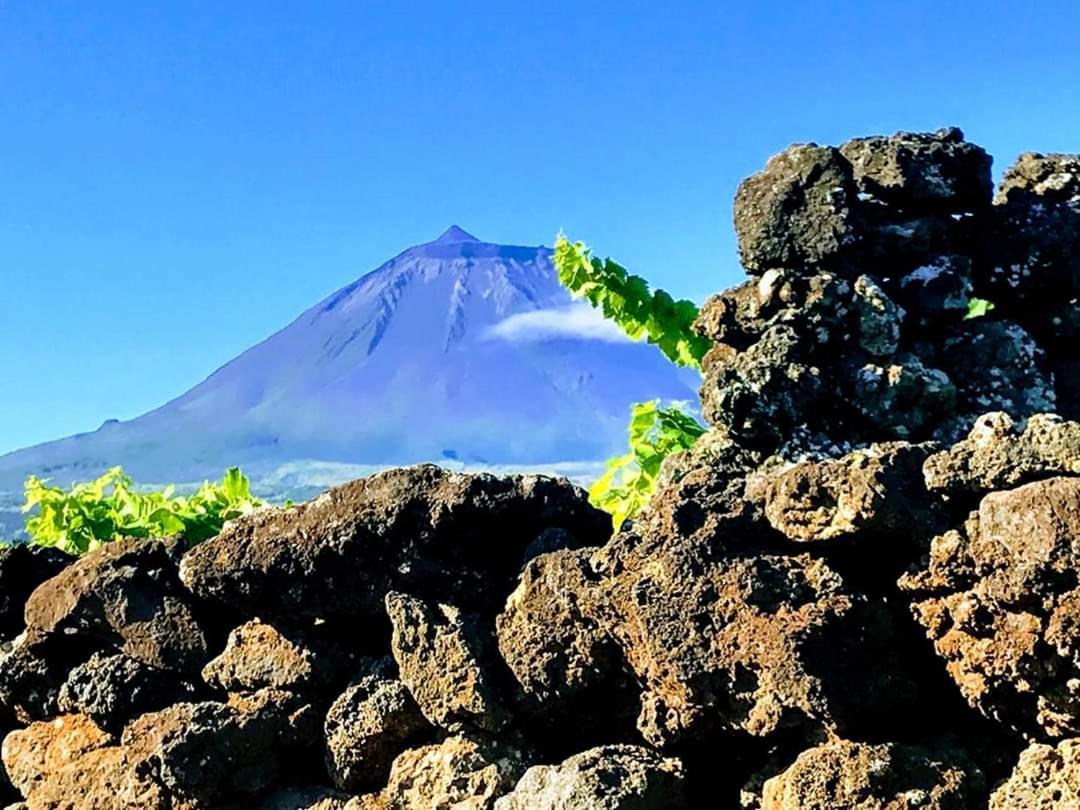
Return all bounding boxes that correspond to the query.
[0,227,699,496]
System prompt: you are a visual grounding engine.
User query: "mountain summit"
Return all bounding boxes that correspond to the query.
[0,229,698,495]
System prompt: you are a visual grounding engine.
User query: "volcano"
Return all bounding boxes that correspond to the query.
[0,227,698,507]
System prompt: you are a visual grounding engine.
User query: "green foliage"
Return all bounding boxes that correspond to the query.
[553,235,711,369]
[589,400,706,530]
[22,467,263,555]
[965,297,996,320]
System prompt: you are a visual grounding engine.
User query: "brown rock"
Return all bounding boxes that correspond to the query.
[758,739,985,809]
[24,536,207,673]
[203,619,327,694]
[901,477,1080,738]
[989,738,1080,809]
[382,735,526,810]
[0,546,70,640]
[733,144,861,275]
[923,412,1080,497]
[750,442,935,543]
[386,592,508,734]
[840,127,992,213]
[324,658,431,792]
[493,745,685,810]
[180,466,609,623]
[0,714,113,800]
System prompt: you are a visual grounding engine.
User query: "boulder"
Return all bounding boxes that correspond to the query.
[324,657,430,792]
[901,477,1080,738]
[0,545,70,640]
[203,619,342,694]
[58,652,199,733]
[758,739,986,809]
[259,786,352,810]
[386,592,509,734]
[989,738,1080,809]
[180,466,609,624]
[839,127,992,213]
[734,144,861,275]
[382,735,526,810]
[494,745,685,810]
[24,536,207,673]
[749,442,936,543]
[923,412,1080,497]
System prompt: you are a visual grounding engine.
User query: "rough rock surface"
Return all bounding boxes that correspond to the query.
[989,738,1080,809]
[323,657,430,792]
[58,652,199,733]
[2,128,1079,808]
[494,745,685,810]
[0,545,70,640]
[386,592,509,734]
[180,465,609,623]
[24,536,207,673]
[758,738,985,809]
[380,734,526,810]
[901,476,1080,739]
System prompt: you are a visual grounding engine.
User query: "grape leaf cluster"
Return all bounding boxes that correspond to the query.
[553,235,711,369]
[22,466,263,555]
[588,400,706,530]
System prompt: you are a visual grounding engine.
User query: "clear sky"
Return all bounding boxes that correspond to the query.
[2,0,1079,455]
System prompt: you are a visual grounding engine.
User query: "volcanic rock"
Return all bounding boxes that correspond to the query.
[180,466,609,624]
[494,745,686,810]
[323,657,430,792]
[24,536,207,673]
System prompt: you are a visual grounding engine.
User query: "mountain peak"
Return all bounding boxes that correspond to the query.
[432,225,480,244]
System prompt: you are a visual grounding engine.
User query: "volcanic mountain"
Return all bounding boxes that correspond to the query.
[0,227,698,502]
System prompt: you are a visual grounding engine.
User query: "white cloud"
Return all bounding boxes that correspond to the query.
[485,303,632,344]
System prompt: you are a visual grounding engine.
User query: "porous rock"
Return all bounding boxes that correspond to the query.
[923,411,1080,497]
[749,442,935,543]
[58,652,199,733]
[0,545,70,640]
[757,739,986,809]
[493,745,685,810]
[180,466,609,623]
[324,657,430,792]
[24,536,207,673]
[840,127,992,213]
[386,592,509,735]
[382,734,526,810]
[901,476,1080,738]
[203,619,333,694]
[989,738,1080,809]
[734,144,861,275]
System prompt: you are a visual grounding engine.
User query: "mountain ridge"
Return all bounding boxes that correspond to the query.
[0,228,697,512]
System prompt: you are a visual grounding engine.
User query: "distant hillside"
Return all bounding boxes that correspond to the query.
[0,227,698,535]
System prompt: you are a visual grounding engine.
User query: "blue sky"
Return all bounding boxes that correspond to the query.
[2,1,1079,455]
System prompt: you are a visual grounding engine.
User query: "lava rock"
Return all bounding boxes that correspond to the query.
[203,619,345,695]
[180,466,609,624]
[0,545,70,640]
[749,442,936,543]
[58,652,199,734]
[989,738,1080,809]
[839,127,992,213]
[382,735,526,810]
[923,412,1080,498]
[757,739,986,809]
[734,144,861,275]
[901,476,1080,739]
[324,657,431,792]
[494,745,685,810]
[386,592,509,735]
[24,536,207,673]
[259,786,352,810]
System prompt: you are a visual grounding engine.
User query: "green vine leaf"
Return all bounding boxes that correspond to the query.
[553,235,710,369]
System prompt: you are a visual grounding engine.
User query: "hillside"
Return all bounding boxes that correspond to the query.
[0,227,697,532]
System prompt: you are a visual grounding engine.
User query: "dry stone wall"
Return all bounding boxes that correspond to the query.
[2,128,1079,808]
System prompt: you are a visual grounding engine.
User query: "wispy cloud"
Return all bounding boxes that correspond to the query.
[485,303,632,344]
